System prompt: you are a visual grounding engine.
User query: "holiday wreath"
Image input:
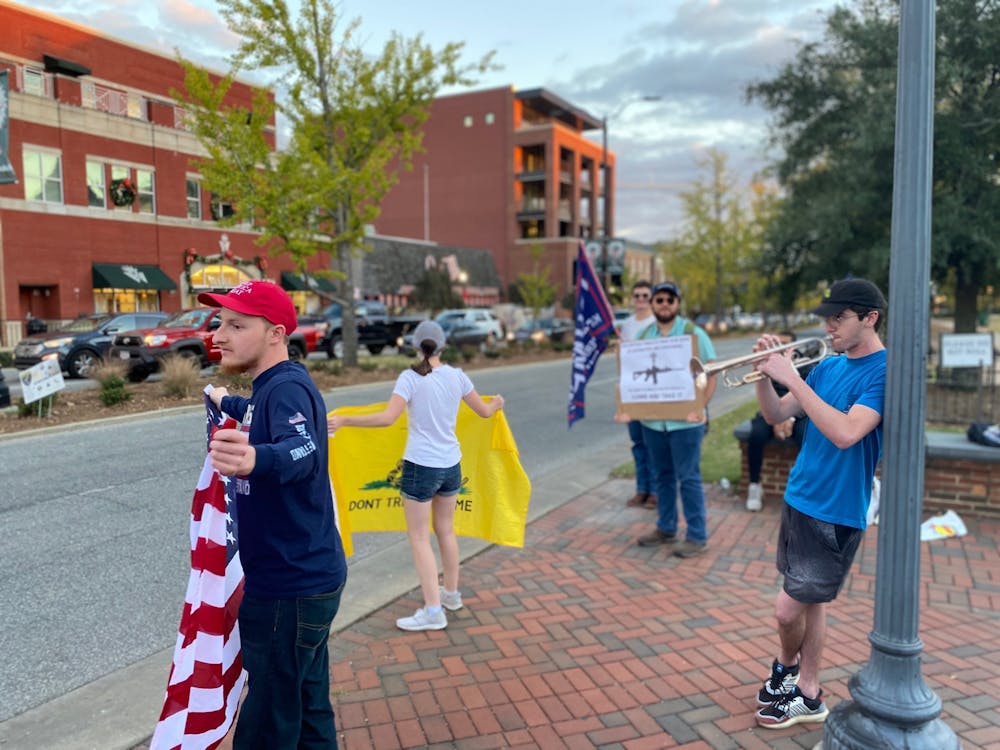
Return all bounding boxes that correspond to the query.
[109,177,136,207]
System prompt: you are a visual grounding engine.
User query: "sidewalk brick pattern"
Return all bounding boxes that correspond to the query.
[146,482,1000,749]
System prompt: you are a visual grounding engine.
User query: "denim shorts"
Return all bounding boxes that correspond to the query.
[777,503,864,604]
[400,460,462,502]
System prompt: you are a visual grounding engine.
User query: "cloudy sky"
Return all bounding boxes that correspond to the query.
[28,0,842,242]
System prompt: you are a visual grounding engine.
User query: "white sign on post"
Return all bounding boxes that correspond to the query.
[18,359,66,404]
[940,333,995,368]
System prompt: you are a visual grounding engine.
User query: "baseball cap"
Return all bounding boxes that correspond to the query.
[410,320,447,354]
[813,278,887,317]
[197,280,298,334]
[651,281,681,299]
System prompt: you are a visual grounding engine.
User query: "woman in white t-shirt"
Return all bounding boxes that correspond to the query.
[328,320,504,631]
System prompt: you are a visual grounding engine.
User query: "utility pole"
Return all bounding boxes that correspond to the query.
[599,95,662,294]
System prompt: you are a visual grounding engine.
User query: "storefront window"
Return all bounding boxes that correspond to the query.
[93,288,161,313]
[189,264,254,289]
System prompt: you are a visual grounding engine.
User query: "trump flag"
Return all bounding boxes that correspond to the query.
[328,398,530,556]
[150,389,246,750]
[568,241,614,426]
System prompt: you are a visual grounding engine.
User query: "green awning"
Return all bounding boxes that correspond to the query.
[93,263,177,291]
[281,271,336,292]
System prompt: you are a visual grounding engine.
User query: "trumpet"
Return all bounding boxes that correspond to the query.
[690,337,830,390]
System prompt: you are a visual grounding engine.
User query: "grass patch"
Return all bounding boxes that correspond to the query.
[611,400,760,485]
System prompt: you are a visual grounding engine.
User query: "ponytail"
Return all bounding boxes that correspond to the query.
[410,338,438,376]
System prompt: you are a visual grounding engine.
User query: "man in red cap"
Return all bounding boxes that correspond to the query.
[198,280,347,749]
[750,277,887,730]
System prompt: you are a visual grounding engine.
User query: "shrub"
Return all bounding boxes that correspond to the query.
[17,392,58,418]
[309,360,343,376]
[440,346,460,365]
[459,345,477,362]
[483,349,502,359]
[358,360,379,372]
[160,354,202,399]
[99,375,132,406]
[0,350,13,368]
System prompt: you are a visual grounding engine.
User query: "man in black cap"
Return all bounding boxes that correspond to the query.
[749,277,887,730]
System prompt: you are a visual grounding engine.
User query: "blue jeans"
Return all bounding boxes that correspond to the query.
[628,420,652,494]
[642,424,708,543]
[234,586,345,750]
[400,460,462,501]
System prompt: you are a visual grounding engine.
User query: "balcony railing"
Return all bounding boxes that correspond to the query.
[518,197,546,213]
[81,81,148,121]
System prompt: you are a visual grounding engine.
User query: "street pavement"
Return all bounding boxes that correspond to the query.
[115,474,999,749]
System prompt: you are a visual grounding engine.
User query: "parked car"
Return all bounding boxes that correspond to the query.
[399,318,491,355]
[110,307,321,381]
[313,300,426,358]
[0,368,10,408]
[14,311,169,379]
[514,317,574,344]
[434,308,504,344]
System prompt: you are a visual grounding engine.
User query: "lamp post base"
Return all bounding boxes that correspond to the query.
[820,700,960,750]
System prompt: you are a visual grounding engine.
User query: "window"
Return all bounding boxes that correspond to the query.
[86,161,106,208]
[485,112,495,125]
[22,149,62,203]
[463,115,473,127]
[186,178,202,219]
[22,68,45,97]
[110,164,131,210]
[210,194,234,221]
[135,169,155,214]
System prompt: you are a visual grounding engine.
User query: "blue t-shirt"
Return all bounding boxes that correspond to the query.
[221,361,347,598]
[784,349,887,529]
[639,316,717,432]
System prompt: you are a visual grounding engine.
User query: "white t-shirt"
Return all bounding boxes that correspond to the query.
[393,365,474,468]
[618,313,655,342]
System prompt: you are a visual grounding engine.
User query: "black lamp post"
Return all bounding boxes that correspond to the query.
[599,95,661,292]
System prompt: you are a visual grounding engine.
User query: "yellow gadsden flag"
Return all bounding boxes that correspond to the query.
[328,397,531,557]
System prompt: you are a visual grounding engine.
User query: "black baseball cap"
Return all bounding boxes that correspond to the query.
[813,278,887,316]
[651,281,681,299]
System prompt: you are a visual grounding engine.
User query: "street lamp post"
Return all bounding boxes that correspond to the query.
[600,95,662,293]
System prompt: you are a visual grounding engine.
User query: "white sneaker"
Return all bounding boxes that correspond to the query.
[440,587,464,611]
[746,483,763,512]
[396,607,447,631]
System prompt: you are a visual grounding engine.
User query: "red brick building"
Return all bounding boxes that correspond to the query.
[0,0,347,347]
[375,86,621,301]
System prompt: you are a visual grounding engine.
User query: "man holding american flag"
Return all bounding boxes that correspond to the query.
[158,280,347,749]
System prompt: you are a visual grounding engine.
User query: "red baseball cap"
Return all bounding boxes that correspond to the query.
[197,280,298,334]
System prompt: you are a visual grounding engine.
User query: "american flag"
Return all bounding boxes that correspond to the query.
[568,241,614,426]
[150,389,246,749]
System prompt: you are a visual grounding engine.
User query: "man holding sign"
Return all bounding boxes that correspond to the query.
[630,281,717,558]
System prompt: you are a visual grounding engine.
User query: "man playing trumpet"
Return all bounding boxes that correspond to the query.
[750,278,887,730]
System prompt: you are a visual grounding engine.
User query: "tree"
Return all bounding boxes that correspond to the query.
[747,0,1000,331]
[515,244,557,321]
[663,149,763,316]
[176,0,493,364]
[409,265,463,313]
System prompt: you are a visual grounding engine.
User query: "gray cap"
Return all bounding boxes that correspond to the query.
[411,320,447,354]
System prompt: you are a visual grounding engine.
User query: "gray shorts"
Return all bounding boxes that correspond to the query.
[777,503,864,604]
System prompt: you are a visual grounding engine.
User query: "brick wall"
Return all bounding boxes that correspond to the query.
[735,427,1000,518]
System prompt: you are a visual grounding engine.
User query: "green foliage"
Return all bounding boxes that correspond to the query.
[663,149,770,317]
[0,350,12,368]
[309,359,344,376]
[440,345,460,364]
[17,392,58,418]
[358,360,379,372]
[98,375,132,407]
[747,0,1000,330]
[516,244,557,320]
[175,0,494,363]
[409,265,463,312]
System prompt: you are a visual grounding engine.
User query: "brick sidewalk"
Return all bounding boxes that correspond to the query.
[157,481,1000,749]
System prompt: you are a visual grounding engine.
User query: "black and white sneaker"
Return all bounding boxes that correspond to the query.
[756,659,800,705]
[755,686,828,729]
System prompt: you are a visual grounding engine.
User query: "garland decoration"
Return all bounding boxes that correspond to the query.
[109,177,136,207]
[182,248,262,288]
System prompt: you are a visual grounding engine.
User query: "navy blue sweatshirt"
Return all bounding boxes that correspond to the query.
[220,361,347,598]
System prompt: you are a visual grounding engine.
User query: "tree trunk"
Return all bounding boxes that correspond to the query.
[953,275,980,333]
[338,241,359,367]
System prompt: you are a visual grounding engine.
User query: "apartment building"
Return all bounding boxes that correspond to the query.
[0,0,348,347]
[375,86,620,300]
